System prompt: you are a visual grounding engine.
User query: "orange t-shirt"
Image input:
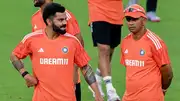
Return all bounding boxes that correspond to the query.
[120,29,170,101]
[31,9,80,35]
[88,0,124,25]
[13,29,90,101]
[31,9,81,83]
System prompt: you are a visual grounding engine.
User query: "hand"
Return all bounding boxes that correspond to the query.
[24,74,38,88]
[94,94,104,101]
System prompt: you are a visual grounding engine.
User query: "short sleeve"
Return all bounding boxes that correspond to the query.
[152,41,170,67]
[120,43,125,66]
[66,12,80,35]
[12,38,32,59]
[74,40,90,67]
[31,19,34,32]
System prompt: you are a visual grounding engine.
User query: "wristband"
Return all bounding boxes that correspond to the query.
[21,71,29,77]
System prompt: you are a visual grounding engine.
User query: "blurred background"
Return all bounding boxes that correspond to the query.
[0,0,179,101]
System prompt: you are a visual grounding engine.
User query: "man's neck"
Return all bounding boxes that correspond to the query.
[132,27,147,40]
[45,27,59,40]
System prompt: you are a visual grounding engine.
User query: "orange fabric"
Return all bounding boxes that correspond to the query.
[88,0,124,25]
[31,9,80,35]
[31,10,46,32]
[120,29,170,101]
[31,9,81,83]
[13,29,90,101]
[77,70,81,83]
[124,4,147,18]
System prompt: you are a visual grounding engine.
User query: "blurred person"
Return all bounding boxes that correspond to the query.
[10,3,103,101]
[87,0,124,100]
[121,4,173,101]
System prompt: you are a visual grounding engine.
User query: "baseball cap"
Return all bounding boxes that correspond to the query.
[124,4,147,18]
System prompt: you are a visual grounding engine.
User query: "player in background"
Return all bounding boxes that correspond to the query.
[87,0,124,100]
[32,0,83,101]
[10,3,103,101]
[121,4,173,101]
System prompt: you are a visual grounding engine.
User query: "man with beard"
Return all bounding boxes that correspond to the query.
[121,4,173,101]
[10,3,103,101]
[32,0,84,101]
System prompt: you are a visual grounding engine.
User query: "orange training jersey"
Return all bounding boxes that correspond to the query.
[88,0,124,25]
[31,9,80,36]
[120,29,170,101]
[13,29,90,101]
[31,9,81,83]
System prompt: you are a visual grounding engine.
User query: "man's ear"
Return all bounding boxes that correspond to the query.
[46,18,52,26]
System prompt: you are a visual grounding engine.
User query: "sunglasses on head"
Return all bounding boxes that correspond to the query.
[124,7,144,14]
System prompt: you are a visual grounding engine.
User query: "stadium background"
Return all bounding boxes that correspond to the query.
[0,0,179,101]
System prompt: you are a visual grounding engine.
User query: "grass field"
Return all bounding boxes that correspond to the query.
[0,0,179,101]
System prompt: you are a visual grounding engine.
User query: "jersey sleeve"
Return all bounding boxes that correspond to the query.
[74,40,90,67]
[120,41,125,66]
[31,16,35,32]
[66,12,80,36]
[31,22,35,32]
[152,41,170,68]
[12,38,32,59]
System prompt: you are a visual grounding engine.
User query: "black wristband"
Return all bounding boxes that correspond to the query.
[21,71,29,77]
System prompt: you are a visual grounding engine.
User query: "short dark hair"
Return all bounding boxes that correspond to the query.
[43,3,65,25]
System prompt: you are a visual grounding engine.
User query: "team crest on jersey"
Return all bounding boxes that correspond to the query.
[62,47,68,54]
[140,49,145,56]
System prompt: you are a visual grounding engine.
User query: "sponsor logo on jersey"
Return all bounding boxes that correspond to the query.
[40,58,68,65]
[125,59,145,67]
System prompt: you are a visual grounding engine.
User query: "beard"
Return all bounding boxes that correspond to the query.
[52,23,66,35]
[34,0,45,7]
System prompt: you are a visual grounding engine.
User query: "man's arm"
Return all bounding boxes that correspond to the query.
[10,53,27,74]
[80,65,101,94]
[80,64,103,100]
[81,64,96,85]
[10,53,38,87]
[160,64,173,93]
[80,65,104,101]
[151,40,173,94]
[75,33,84,47]
[73,33,84,84]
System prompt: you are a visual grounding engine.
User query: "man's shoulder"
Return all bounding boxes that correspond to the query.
[32,9,41,20]
[146,29,165,50]
[22,30,44,43]
[65,10,76,21]
[122,33,132,41]
[63,33,82,45]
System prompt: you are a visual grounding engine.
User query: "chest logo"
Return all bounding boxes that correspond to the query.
[140,49,145,56]
[62,47,68,54]
[38,48,44,53]
[34,24,37,29]
[124,49,128,54]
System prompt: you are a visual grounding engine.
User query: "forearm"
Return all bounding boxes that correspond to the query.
[81,65,96,85]
[160,65,173,90]
[161,73,173,90]
[10,54,27,74]
[89,82,101,95]
[81,65,101,95]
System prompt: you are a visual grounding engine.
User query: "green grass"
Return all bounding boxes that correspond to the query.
[0,0,179,101]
